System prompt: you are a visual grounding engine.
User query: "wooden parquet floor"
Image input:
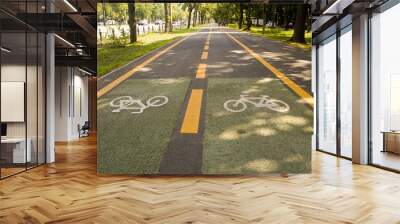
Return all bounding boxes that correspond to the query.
[1,135,400,224]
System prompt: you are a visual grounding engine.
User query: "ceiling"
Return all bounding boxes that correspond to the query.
[0,0,97,74]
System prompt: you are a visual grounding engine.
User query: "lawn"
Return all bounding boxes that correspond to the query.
[97,78,190,174]
[98,28,199,77]
[203,78,313,174]
[228,24,311,50]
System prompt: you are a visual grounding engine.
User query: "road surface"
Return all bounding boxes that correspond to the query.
[97,25,313,175]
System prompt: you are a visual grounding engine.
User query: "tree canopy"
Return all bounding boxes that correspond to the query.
[98,3,310,43]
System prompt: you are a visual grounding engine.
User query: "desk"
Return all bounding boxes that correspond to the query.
[382,131,400,154]
[1,138,31,163]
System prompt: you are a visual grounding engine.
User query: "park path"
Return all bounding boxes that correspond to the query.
[97,25,313,174]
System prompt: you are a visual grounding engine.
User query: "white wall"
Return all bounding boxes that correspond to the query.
[55,66,69,141]
[1,65,30,138]
[55,67,89,141]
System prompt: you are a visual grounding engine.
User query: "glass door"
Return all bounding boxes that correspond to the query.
[317,35,337,154]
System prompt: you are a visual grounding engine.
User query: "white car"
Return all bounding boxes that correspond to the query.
[154,20,164,25]
[138,20,148,25]
[105,20,117,25]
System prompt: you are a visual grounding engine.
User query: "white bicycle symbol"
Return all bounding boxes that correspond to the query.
[109,95,169,114]
[224,95,290,113]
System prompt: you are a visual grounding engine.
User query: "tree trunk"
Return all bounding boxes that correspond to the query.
[193,10,197,27]
[282,7,288,30]
[238,3,244,29]
[164,3,169,32]
[244,3,251,31]
[271,6,276,28]
[187,8,192,29]
[291,4,307,43]
[262,3,266,34]
[168,4,172,32]
[128,3,137,43]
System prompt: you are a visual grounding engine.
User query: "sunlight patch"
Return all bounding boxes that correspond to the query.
[242,88,261,94]
[256,77,274,84]
[272,115,308,126]
[243,159,278,173]
[231,50,246,54]
[250,119,267,126]
[254,128,276,136]
[219,130,241,140]
[284,154,304,163]
[139,67,152,72]
[303,126,313,133]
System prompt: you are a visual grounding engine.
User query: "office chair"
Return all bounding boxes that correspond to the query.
[79,121,90,138]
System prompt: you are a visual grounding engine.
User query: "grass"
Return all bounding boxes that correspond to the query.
[98,28,200,77]
[203,78,313,174]
[228,24,311,50]
[97,78,190,174]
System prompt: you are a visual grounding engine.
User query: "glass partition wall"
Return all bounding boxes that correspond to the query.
[339,25,352,159]
[370,2,400,171]
[317,35,337,155]
[0,2,46,179]
[316,23,353,159]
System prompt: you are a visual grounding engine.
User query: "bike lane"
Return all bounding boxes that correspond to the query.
[97,29,209,174]
[203,78,312,174]
[201,27,313,174]
[97,78,190,174]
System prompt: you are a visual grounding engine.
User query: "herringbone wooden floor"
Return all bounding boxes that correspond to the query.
[1,135,400,224]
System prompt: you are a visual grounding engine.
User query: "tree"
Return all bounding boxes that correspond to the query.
[238,3,244,29]
[128,3,137,43]
[183,3,195,29]
[262,3,266,34]
[244,3,252,30]
[168,4,173,32]
[193,5,198,27]
[164,3,169,32]
[291,4,308,43]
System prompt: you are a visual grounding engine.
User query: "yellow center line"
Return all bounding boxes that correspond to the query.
[196,63,207,79]
[201,51,208,60]
[179,29,211,134]
[180,89,204,134]
[201,31,211,60]
[226,32,314,108]
[97,34,193,98]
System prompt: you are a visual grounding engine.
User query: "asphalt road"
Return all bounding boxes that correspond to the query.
[98,25,312,174]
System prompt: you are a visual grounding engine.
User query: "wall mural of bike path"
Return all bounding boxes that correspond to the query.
[203,78,313,174]
[97,78,190,174]
[98,76,312,174]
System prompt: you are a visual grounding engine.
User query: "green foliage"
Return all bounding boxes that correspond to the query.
[228,24,311,50]
[98,28,199,76]
[98,3,189,23]
[98,3,128,22]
